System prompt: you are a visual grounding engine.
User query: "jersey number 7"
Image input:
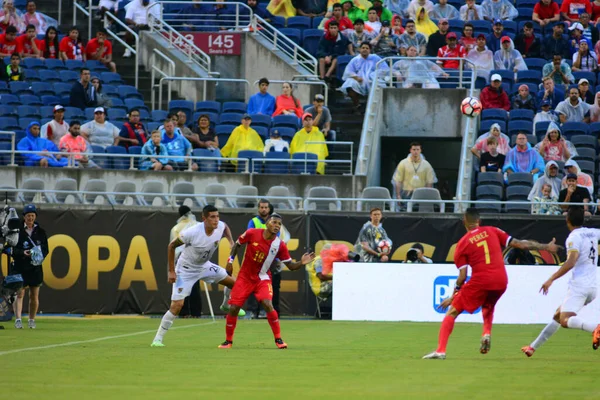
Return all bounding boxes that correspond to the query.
[476,240,491,265]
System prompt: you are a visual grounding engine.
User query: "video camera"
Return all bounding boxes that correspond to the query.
[0,274,23,324]
[0,205,20,252]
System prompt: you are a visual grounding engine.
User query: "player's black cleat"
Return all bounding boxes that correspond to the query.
[218,340,233,349]
[275,338,288,349]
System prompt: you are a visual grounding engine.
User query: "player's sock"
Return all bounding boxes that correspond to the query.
[153,310,176,343]
[567,316,596,333]
[531,320,560,349]
[266,310,281,339]
[221,287,231,309]
[436,315,456,353]
[482,306,494,336]
[225,314,238,342]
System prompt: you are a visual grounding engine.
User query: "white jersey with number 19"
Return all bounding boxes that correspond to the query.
[566,227,600,289]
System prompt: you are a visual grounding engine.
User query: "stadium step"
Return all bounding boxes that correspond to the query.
[327,90,363,164]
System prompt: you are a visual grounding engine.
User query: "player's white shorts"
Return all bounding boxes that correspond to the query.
[171,262,228,301]
[561,285,597,313]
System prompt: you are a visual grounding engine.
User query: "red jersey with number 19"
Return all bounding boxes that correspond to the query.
[454,226,512,290]
[238,228,291,282]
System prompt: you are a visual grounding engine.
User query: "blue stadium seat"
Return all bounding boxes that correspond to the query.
[264,152,290,174]
[44,59,66,70]
[86,60,109,72]
[572,147,596,161]
[53,82,71,96]
[118,85,143,100]
[19,95,42,106]
[271,16,286,28]
[238,150,263,172]
[39,106,55,119]
[249,114,272,128]
[31,82,55,96]
[17,106,40,119]
[0,94,21,105]
[502,20,518,34]
[18,117,38,130]
[589,121,600,136]
[534,120,550,139]
[573,71,596,86]
[479,119,506,134]
[128,145,142,168]
[215,125,234,148]
[110,98,127,111]
[517,70,542,83]
[471,20,491,34]
[41,95,61,106]
[65,60,85,70]
[139,109,150,122]
[90,145,109,168]
[23,69,40,81]
[476,184,503,200]
[507,172,534,187]
[147,122,160,132]
[195,100,221,113]
[302,29,322,55]
[107,108,127,121]
[84,107,95,121]
[562,121,589,138]
[124,98,147,112]
[0,117,20,130]
[106,145,128,169]
[524,57,546,72]
[291,152,318,174]
[271,127,295,143]
[100,72,124,85]
[312,16,324,28]
[272,114,299,129]
[222,101,247,114]
[0,81,8,94]
[254,126,269,140]
[192,111,219,125]
[481,108,508,121]
[0,105,17,117]
[168,100,194,116]
[59,70,79,83]
[40,70,61,83]
[22,58,44,70]
[336,55,353,80]
[102,84,119,98]
[509,109,535,121]
[151,110,168,122]
[515,8,534,22]
[217,112,242,126]
[193,148,220,172]
[516,0,537,7]
[0,141,10,165]
[280,28,302,45]
[507,120,533,136]
[489,69,514,84]
[64,107,84,120]
[478,172,504,187]
[286,16,311,29]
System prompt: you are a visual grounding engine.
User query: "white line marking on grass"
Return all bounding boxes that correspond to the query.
[0,320,218,356]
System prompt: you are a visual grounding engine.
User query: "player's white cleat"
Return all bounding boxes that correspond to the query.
[521,346,535,357]
[422,351,446,360]
[28,319,36,329]
[150,340,166,347]
[480,334,491,354]
[14,319,22,329]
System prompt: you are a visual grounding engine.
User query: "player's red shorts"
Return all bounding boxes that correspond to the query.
[451,282,506,314]
[229,278,273,307]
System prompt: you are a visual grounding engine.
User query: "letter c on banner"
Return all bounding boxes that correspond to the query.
[43,234,81,290]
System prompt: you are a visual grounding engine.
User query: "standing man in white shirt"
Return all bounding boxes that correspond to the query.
[124,0,160,57]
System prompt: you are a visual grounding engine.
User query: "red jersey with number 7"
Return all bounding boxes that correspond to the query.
[237,228,292,282]
[454,226,512,290]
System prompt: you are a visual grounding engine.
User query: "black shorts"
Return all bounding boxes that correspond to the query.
[19,268,43,287]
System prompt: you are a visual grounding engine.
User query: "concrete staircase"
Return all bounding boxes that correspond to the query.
[327,89,364,168]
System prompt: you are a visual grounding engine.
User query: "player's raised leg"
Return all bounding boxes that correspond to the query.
[218,275,245,317]
[522,308,561,357]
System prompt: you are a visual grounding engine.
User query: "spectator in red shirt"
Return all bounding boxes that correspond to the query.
[324,3,354,32]
[514,21,541,58]
[0,25,18,58]
[560,0,592,23]
[533,0,560,27]
[39,26,58,59]
[437,32,466,69]
[16,24,42,58]
[86,28,116,72]
[59,26,85,61]
[480,73,510,110]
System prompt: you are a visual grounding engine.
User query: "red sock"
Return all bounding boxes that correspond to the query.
[225,314,237,342]
[436,315,456,353]
[482,306,494,336]
[266,310,281,339]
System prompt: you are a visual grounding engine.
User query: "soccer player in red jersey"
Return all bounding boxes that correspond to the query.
[218,213,315,349]
[423,208,561,359]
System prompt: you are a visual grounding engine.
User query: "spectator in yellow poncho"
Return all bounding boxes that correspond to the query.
[290,112,329,174]
[267,0,296,18]
[220,114,264,168]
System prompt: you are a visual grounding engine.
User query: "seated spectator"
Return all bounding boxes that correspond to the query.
[558,173,591,215]
[91,76,113,109]
[528,160,561,202]
[479,136,506,172]
[494,37,527,72]
[317,21,352,81]
[16,24,42,58]
[248,78,276,115]
[467,34,494,81]
[562,158,594,195]
[5,52,23,81]
[70,68,97,110]
[0,0,25,33]
[437,32,467,69]
[430,0,460,20]
[555,87,591,123]
[415,7,438,39]
[294,0,328,17]
[273,81,303,118]
[573,42,598,72]
[537,76,565,108]
[368,0,393,21]
[578,78,595,103]
[140,130,174,171]
[386,0,410,19]
[512,84,537,111]
[25,0,54,35]
[480,73,510,110]
[426,18,449,57]
[81,107,120,147]
[532,183,562,215]
[535,121,574,162]
[85,28,116,73]
[560,0,591,24]
[406,0,433,19]
[471,122,511,158]
[290,113,329,174]
[459,22,476,52]
[17,121,67,168]
[481,0,518,20]
[161,119,197,171]
[590,91,600,121]
[305,94,336,141]
[59,26,85,61]
[324,2,354,32]
[347,18,375,55]
[364,8,382,34]
[341,0,370,22]
[177,0,209,30]
[503,133,545,180]
[533,0,560,28]
[190,114,219,150]
[41,105,69,147]
[371,20,399,57]
[542,54,573,86]
[534,98,559,126]
[486,19,504,53]
[514,22,541,59]
[97,0,120,20]
[175,110,193,138]
[220,114,263,170]
[0,26,18,58]
[568,22,590,55]
[116,108,148,149]
[263,129,290,154]
[341,42,383,114]
[579,12,599,42]
[39,26,58,59]
[245,0,273,21]
[58,120,99,168]
[124,0,160,58]
[541,22,570,60]
[393,45,449,88]
[392,141,434,200]
[391,14,405,35]
[460,0,484,21]
[397,19,427,55]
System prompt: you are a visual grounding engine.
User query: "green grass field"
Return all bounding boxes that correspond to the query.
[2,318,598,399]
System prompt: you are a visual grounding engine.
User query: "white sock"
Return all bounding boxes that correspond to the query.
[531,320,560,349]
[221,287,231,308]
[567,316,596,333]
[153,311,176,342]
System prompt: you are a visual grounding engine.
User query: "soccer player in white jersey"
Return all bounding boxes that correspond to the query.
[151,205,237,347]
[522,207,600,356]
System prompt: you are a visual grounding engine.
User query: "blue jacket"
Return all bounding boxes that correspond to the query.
[161,131,192,163]
[247,92,276,115]
[141,140,170,168]
[317,33,350,59]
[541,34,570,60]
[17,122,67,167]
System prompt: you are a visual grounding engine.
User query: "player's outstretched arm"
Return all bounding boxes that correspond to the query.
[222,223,234,248]
[167,237,184,284]
[510,237,563,253]
[225,240,241,275]
[540,250,577,295]
[284,252,316,271]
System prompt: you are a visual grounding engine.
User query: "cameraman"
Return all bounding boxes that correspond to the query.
[404,243,433,264]
[355,208,392,262]
[12,205,48,329]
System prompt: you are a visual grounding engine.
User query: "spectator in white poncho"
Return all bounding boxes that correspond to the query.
[493,36,527,72]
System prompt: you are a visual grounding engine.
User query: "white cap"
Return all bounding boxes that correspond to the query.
[569,22,584,31]
[94,107,105,113]
[578,78,589,84]
[491,74,502,82]
[565,159,577,167]
[53,105,64,112]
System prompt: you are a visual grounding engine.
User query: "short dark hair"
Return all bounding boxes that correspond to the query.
[359,41,372,49]
[198,113,210,122]
[567,207,585,227]
[10,52,19,59]
[329,20,339,27]
[267,212,283,222]
[370,207,382,214]
[163,118,174,124]
[167,112,178,119]
[80,67,90,75]
[202,205,219,217]
[70,120,81,127]
[410,141,421,149]
[464,207,480,224]
[524,21,533,29]
[553,53,562,59]
[26,24,36,32]
[69,26,79,33]
[5,26,17,34]
[332,2,342,10]
[258,198,270,206]
[405,19,415,25]
[129,107,140,115]
[258,77,269,86]
[97,27,108,35]
[178,205,191,217]
[354,18,364,25]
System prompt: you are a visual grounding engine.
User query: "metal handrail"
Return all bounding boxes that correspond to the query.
[156,1,252,31]
[73,0,94,41]
[103,11,140,88]
[156,76,250,109]
[253,79,329,106]
[0,130,16,166]
[150,49,176,111]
